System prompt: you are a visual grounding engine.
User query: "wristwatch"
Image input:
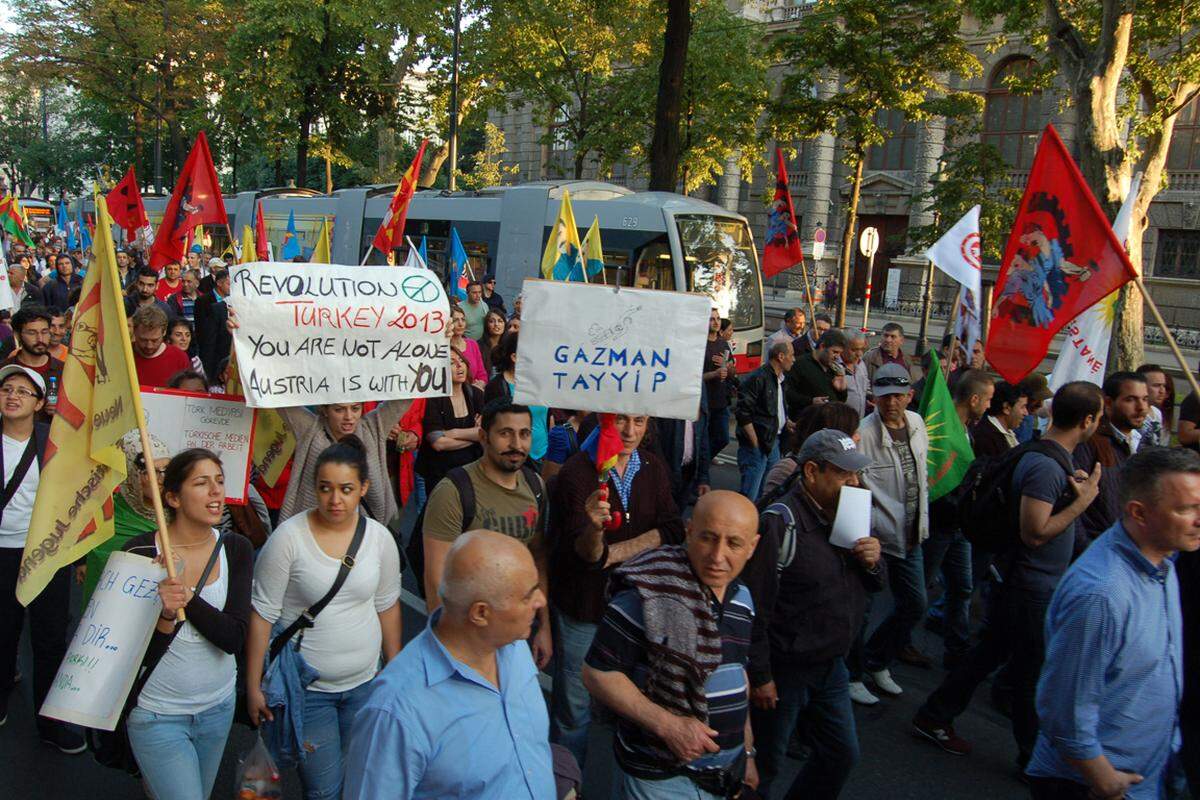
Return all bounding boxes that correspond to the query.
[744,746,757,759]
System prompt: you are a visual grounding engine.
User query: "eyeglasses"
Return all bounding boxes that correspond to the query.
[0,386,39,399]
[874,377,911,388]
[134,454,167,481]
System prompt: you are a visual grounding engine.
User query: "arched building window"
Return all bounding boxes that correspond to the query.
[982,57,1043,170]
[1167,95,1200,171]
[867,109,915,171]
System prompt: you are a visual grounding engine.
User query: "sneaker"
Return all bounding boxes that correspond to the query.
[40,725,87,755]
[869,669,903,696]
[898,644,934,669]
[848,681,880,706]
[912,714,972,756]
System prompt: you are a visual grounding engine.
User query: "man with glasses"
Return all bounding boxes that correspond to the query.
[2,306,63,420]
[0,364,85,754]
[855,364,929,698]
[743,430,884,799]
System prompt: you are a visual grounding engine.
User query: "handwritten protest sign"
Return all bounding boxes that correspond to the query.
[140,387,255,504]
[41,551,164,730]
[229,262,451,408]
[513,280,710,419]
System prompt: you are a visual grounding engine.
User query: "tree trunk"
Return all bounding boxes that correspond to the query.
[647,0,692,191]
[273,158,283,186]
[296,110,312,188]
[836,151,864,328]
[325,151,333,194]
[573,150,586,180]
[419,142,450,188]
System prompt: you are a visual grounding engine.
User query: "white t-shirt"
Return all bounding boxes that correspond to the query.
[138,532,237,715]
[252,512,401,693]
[0,434,40,549]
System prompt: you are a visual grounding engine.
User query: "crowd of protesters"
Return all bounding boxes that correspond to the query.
[1,228,1198,800]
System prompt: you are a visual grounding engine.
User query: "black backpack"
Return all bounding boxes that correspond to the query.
[956,439,1076,555]
[405,463,547,597]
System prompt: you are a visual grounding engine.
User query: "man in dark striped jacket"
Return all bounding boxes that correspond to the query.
[582,491,761,799]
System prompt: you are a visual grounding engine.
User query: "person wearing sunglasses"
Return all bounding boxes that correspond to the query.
[853,363,930,700]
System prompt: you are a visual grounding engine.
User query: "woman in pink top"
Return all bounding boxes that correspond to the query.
[448,305,486,390]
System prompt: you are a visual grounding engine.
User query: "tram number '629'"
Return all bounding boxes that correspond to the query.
[621,216,639,228]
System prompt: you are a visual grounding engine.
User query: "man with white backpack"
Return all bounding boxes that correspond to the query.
[741,429,885,799]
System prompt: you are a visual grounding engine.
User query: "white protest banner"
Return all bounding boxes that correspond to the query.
[229,262,451,408]
[140,387,255,504]
[513,280,711,419]
[0,244,14,311]
[41,551,164,730]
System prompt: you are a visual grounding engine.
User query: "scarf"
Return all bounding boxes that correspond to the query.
[117,430,170,522]
[608,546,722,729]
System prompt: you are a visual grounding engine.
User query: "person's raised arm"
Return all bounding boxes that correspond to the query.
[1018,463,1100,549]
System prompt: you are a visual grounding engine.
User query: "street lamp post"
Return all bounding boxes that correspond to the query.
[447,0,462,192]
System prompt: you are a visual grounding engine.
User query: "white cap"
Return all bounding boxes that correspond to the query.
[0,364,47,398]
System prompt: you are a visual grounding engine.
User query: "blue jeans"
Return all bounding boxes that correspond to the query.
[297,680,375,800]
[922,528,973,658]
[127,693,236,800]
[864,545,927,673]
[751,657,859,800]
[550,608,598,769]
[737,439,780,500]
[621,772,721,800]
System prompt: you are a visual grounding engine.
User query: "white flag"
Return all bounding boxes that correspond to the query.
[402,236,427,269]
[950,284,981,363]
[927,205,982,300]
[0,243,14,312]
[1048,173,1142,391]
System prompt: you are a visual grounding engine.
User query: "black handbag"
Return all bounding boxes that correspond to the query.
[89,535,227,775]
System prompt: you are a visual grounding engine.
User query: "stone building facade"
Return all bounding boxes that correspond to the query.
[486,4,1200,340]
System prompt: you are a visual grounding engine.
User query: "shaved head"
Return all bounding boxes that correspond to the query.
[439,530,536,614]
[686,491,760,594]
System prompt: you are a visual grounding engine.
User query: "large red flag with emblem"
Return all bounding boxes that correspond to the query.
[985,125,1138,384]
[149,132,229,268]
[254,200,269,261]
[105,166,151,243]
[372,140,427,256]
[762,147,805,279]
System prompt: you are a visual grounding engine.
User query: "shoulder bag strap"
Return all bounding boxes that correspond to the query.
[0,435,38,527]
[127,533,227,708]
[269,514,368,662]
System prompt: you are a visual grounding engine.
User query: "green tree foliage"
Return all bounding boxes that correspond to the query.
[969,0,1200,369]
[456,122,519,190]
[767,0,983,325]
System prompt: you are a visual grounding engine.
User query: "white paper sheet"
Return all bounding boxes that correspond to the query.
[829,486,872,549]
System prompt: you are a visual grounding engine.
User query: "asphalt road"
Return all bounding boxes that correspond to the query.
[1,453,1028,800]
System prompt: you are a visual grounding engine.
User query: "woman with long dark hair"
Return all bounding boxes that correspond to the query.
[477,309,506,374]
[416,347,484,490]
[245,436,401,800]
[122,449,253,800]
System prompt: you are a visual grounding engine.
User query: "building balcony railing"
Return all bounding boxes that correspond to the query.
[1166,170,1200,193]
[764,0,817,25]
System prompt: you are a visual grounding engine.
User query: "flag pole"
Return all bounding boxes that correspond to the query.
[795,260,816,324]
[1131,275,1200,399]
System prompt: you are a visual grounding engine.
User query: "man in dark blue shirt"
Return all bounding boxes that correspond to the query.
[914,381,1103,768]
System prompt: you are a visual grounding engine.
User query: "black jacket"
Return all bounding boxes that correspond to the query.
[655,383,710,508]
[41,273,83,313]
[742,485,886,685]
[194,293,232,378]
[1072,418,1134,545]
[784,351,846,417]
[735,365,784,454]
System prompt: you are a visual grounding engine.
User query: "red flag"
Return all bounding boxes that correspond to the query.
[149,132,229,268]
[254,201,269,261]
[985,125,1138,383]
[372,140,427,255]
[762,147,805,279]
[105,167,150,240]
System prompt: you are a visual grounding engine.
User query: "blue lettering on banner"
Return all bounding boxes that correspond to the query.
[552,345,671,368]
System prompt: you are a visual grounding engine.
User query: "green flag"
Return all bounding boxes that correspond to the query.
[919,356,974,502]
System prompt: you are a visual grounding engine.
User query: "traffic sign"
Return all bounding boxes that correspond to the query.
[812,225,826,261]
[859,226,879,259]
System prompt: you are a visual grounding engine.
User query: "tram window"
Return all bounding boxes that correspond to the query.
[632,238,675,290]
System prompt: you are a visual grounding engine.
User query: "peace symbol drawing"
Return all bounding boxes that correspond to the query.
[401,274,441,303]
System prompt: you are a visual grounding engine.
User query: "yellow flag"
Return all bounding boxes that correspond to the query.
[17,193,144,605]
[240,225,256,264]
[312,217,332,264]
[582,216,604,281]
[539,189,585,281]
[225,356,295,488]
